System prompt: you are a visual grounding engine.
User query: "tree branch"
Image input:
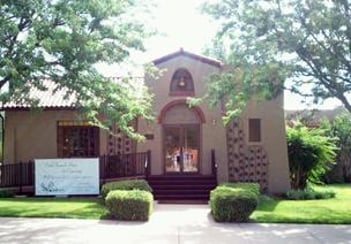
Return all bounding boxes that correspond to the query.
[296,46,339,96]
[297,8,351,74]
[0,76,11,90]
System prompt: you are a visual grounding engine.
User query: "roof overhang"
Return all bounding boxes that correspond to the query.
[152,48,223,68]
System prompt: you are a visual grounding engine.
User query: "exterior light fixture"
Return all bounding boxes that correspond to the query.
[178,77,186,88]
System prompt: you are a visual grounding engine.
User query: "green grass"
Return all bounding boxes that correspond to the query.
[252,184,351,224]
[0,184,350,223]
[0,197,108,219]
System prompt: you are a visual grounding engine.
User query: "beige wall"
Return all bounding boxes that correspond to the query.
[2,54,290,193]
[242,96,291,193]
[137,54,290,193]
[3,110,109,163]
[137,55,228,180]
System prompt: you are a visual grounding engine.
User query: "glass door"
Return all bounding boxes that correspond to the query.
[164,125,199,173]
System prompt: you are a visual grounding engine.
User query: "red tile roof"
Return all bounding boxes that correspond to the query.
[0,80,77,110]
[1,50,221,110]
[0,77,145,110]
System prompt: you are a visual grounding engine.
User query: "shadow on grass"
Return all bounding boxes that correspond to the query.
[256,195,280,212]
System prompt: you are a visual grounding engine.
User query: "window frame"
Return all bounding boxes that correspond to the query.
[57,121,100,158]
[247,118,262,144]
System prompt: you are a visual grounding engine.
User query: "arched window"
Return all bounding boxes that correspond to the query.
[169,68,194,96]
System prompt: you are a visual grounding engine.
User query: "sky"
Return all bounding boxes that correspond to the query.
[141,0,219,61]
[99,0,342,111]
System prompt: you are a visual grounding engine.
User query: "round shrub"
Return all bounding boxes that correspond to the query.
[101,179,153,199]
[210,184,259,222]
[105,189,153,221]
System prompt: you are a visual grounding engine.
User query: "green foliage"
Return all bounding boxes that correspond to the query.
[0,0,154,139]
[321,113,351,183]
[285,188,335,200]
[286,123,337,189]
[219,182,260,196]
[105,190,153,221]
[252,184,351,224]
[205,62,285,123]
[0,189,14,198]
[210,182,259,222]
[202,0,351,114]
[0,141,2,162]
[101,179,153,199]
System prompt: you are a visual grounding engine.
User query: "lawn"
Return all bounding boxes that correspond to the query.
[0,184,350,223]
[0,197,108,219]
[252,184,351,224]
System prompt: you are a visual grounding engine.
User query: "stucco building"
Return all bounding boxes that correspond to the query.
[1,49,290,194]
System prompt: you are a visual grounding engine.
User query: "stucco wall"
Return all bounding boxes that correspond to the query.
[2,53,290,193]
[242,96,291,193]
[137,55,228,180]
[137,54,290,193]
[3,110,108,163]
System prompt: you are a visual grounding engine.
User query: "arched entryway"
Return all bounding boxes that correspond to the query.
[159,100,205,173]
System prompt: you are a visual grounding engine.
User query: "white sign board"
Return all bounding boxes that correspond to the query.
[35,158,99,196]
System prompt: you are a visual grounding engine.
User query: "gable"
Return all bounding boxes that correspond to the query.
[152,48,223,68]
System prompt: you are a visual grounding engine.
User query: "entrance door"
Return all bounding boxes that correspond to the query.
[164,125,199,173]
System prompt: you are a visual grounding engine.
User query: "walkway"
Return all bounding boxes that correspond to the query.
[0,204,350,244]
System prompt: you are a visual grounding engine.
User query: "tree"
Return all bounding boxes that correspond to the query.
[321,113,351,182]
[286,123,337,189]
[0,0,154,139]
[201,0,351,118]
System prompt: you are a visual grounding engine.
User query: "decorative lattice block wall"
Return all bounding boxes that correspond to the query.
[107,122,136,155]
[226,119,269,191]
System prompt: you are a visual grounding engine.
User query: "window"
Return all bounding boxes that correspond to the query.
[57,121,99,157]
[169,68,194,96]
[248,119,261,143]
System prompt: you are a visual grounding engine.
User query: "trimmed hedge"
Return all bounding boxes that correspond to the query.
[219,182,260,196]
[0,189,14,198]
[105,189,153,221]
[210,182,260,222]
[101,179,153,199]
